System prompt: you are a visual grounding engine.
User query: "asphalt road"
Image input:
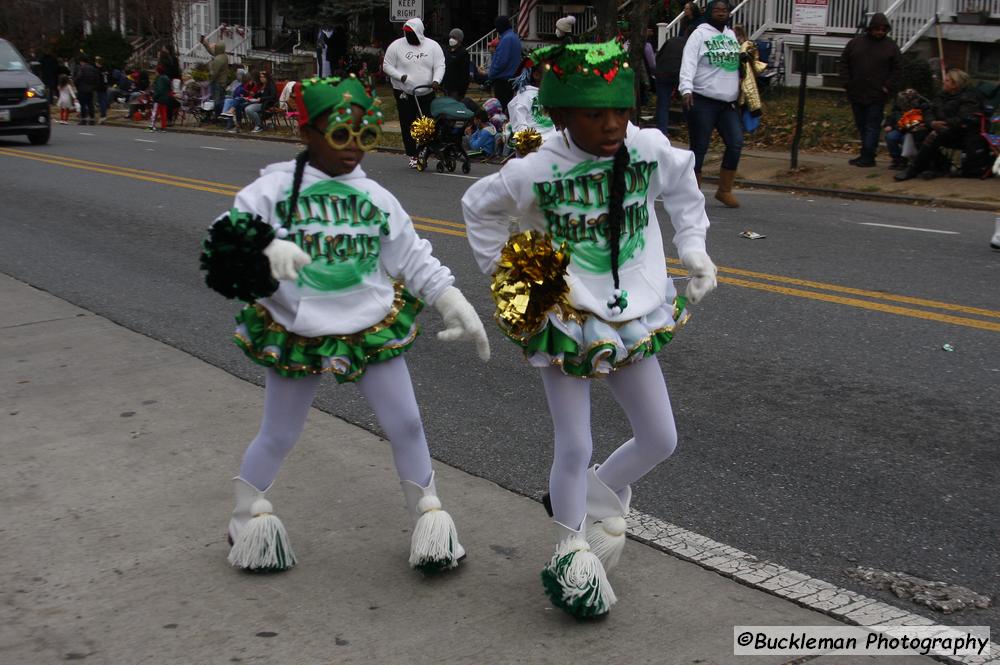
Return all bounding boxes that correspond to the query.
[2,125,998,631]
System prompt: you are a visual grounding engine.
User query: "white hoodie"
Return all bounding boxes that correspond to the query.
[506,85,556,141]
[228,160,454,336]
[462,127,709,323]
[678,23,741,102]
[382,19,446,95]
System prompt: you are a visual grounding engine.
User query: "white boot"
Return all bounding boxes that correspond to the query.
[401,471,464,572]
[584,465,631,572]
[991,216,1000,250]
[541,521,617,618]
[226,476,296,572]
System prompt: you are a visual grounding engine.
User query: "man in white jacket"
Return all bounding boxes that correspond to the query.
[382,18,445,167]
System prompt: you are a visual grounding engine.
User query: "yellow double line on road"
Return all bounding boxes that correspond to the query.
[3,147,999,333]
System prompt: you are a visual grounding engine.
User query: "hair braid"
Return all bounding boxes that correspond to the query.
[607,142,631,293]
[283,149,309,228]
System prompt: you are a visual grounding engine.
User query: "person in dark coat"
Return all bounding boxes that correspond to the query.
[442,28,471,100]
[94,56,111,124]
[654,23,694,136]
[488,16,522,113]
[73,55,100,125]
[894,68,984,181]
[838,12,901,167]
[39,50,59,103]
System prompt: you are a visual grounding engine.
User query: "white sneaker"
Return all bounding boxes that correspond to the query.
[251,126,263,133]
[408,157,418,169]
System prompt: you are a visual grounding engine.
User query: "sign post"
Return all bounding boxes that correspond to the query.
[789,0,828,169]
[390,0,423,23]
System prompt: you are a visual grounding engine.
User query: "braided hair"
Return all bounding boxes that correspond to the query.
[607,142,631,307]
[283,149,310,228]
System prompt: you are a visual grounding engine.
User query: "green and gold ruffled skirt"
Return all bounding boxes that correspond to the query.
[500,297,689,379]
[234,286,422,381]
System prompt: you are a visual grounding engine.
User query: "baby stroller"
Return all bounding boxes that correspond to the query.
[411,86,475,173]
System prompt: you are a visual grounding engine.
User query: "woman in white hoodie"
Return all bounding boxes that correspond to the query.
[201,77,489,574]
[382,18,446,167]
[679,0,744,207]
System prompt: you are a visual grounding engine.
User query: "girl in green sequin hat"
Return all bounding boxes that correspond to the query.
[201,75,490,574]
[463,40,719,618]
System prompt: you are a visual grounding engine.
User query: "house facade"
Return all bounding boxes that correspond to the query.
[166,0,999,84]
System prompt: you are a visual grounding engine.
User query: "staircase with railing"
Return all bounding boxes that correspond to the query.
[179,24,253,70]
[656,0,950,52]
[466,11,519,74]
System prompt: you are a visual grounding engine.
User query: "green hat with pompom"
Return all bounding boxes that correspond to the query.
[294,75,383,128]
[531,40,635,109]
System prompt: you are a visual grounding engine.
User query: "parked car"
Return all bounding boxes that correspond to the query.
[0,38,50,145]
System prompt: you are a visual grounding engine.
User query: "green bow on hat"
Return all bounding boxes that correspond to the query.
[532,40,635,109]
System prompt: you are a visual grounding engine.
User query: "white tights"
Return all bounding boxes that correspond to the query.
[541,356,678,530]
[238,356,433,491]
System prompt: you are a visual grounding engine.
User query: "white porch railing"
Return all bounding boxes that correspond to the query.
[467,11,519,73]
[536,6,596,37]
[657,0,966,53]
[882,0,942,51]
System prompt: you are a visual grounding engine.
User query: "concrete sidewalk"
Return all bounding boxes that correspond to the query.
[1,274,938,665]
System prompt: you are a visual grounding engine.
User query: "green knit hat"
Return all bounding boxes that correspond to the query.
[294,75,383,128]
[532,40,635,109]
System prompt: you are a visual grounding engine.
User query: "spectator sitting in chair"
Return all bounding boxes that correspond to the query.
[895,68,984,181]
[245,70,277,134]
[463,109,498,156]
[883,88,929,170]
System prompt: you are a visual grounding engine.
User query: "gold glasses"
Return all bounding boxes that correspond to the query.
[324,122,382,151]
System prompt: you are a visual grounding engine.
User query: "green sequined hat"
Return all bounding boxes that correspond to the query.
[294,75,383,128]
[532,40,635,109]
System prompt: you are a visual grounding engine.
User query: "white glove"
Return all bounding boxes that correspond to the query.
[680,250,718,305]
[263,238,311,281]
[433,286,491,362]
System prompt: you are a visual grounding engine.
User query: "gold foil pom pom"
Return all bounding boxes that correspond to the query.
[512,128,543,157]
[410,116,437,145]
[490,231,571,338]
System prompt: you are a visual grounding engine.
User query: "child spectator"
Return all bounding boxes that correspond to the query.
[884,89,928,170]
[56,74,76,124]
[149,65,172,131]
[464,109,498,156]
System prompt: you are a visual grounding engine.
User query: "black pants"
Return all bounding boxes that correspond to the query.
[492,77,515,115]
[77,91,94,120]
[395,89,435,157]
[909,128,967,174]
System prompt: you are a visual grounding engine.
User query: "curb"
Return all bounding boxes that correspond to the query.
[103,120,993,211]
[702,175,999,212]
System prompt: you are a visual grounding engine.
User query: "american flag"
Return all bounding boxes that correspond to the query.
[516,0,537,39]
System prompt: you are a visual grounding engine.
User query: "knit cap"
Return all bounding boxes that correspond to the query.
[449,28,464,43]
[555,16,576,34]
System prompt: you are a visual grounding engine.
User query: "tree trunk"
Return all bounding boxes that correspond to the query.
[592,0,618,41]
[628,0,651,117]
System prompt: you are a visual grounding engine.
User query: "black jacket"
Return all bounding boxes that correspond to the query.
[258,80,278,110]
[655,33,687,80]
[929,88,984,133]
[442,46,471,98]
[73,63,100,94]
[838,29,901,104]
